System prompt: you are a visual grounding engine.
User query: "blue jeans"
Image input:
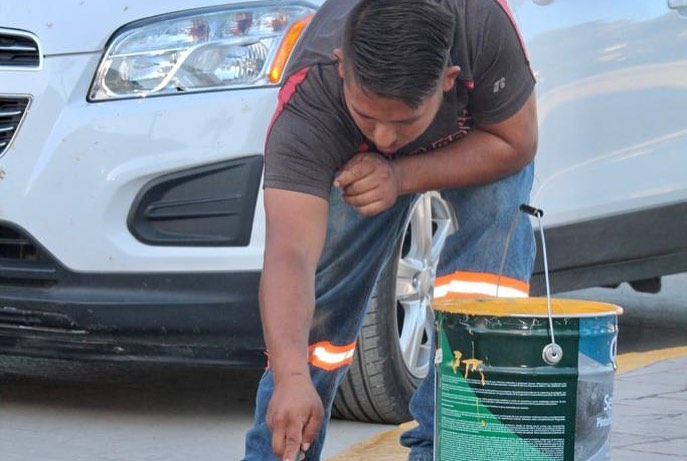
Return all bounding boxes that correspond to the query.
[244,163,536,460]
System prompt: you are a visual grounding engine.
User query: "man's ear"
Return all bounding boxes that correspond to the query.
[442,65,461,92]
[333,48,345,79]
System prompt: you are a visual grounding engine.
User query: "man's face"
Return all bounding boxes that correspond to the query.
[334,49,460,155]
[341,76,443,155]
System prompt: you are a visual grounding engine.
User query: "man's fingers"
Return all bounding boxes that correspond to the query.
[334,154,375,188]
[269,414,303,459]
[282,424,304,461]
[352,199,388,217]
[271,419,304,460]
[302,411,323,452]
[271,422,286,459]
[334,165,368,188]
[342,174,378,197]
[342,188,379,208]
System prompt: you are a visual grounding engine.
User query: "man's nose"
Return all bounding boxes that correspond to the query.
[372,124,397,151]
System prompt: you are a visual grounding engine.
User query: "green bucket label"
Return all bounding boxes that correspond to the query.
[435,311,618,461]
[435,313,580,461]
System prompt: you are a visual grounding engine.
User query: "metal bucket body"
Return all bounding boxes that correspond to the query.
[433,299,621,461]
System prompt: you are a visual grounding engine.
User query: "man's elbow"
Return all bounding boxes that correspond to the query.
[521,129,538,165]
[511,102,539,169]
[514,91,539,167]
[506,127,537,172]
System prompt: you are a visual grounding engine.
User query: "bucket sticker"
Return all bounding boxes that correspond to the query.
[434,310,619,461]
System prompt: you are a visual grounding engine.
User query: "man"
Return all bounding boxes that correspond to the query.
[244,0,538,459]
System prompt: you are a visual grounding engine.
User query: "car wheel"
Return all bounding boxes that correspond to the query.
[332,192,456,424]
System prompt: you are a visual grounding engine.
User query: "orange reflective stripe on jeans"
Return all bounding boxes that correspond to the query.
[434,271,529,299]
[308,340,357,371]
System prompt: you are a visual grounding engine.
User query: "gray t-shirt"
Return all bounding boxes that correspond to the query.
[264,0,535,199]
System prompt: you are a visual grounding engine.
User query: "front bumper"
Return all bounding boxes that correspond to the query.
[0,249,265,367]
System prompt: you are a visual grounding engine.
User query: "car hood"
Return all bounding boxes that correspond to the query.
[0,0,254,55]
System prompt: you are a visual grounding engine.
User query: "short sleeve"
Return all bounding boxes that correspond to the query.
[263,65,361,199]
[465,1,535,124]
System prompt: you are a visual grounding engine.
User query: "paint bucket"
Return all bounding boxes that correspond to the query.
[433,298,622,461]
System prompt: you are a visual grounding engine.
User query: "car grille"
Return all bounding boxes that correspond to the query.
[0,29,41,69]
[0,225,44,261]
[0,224,57,287]
[0,96,30,157]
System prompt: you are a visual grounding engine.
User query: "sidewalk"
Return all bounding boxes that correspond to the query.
[328,350,687,460]
[612,353,687,459]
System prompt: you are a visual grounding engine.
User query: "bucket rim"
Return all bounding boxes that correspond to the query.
[432,297,623,318]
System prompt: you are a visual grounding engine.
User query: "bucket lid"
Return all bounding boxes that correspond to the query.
[433,297,623,318]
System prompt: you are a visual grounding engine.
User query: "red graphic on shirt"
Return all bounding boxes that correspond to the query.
[265,66,311,145]
[356,141,370,154]
[409,110,473,156]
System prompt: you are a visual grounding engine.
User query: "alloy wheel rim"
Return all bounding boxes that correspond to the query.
[395,193,454,379]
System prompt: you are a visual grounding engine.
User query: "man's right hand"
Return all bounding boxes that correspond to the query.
[267,373,324,461]
[334,152,401,216]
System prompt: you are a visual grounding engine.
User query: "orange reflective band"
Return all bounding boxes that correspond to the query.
[434,271,529,299]
[308,341,357,371]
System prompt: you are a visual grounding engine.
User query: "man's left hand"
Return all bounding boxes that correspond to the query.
[334,152,401,216]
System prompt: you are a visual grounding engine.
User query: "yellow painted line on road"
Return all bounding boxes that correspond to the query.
[327,346,687,461]
[327,422,413,461]
[617,345,687,375]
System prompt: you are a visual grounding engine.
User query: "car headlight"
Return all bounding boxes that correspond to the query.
[89,2,315,101]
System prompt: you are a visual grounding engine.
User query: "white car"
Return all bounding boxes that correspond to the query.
[1,0,686,424]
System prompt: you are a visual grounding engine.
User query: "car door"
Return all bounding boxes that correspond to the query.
[510,0,687,292]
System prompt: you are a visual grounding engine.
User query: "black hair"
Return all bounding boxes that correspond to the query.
[342,0,455,108]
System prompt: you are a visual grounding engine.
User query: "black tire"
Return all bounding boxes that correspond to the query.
[332,193,456,424]
[332,241,417,424]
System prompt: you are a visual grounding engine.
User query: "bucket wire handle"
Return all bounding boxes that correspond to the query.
[519,204,563,365]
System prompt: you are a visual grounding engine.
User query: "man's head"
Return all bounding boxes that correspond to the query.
[334,0,460,154]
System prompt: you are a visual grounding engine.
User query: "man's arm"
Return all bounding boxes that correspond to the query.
[335,90,537,215]
[394,91,538,194]
[260,188,329,460]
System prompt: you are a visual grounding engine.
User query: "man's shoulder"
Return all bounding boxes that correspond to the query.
[272,62,355,146]
[444,0,510,24]
[285,0,359,75]
[284,61,340,106]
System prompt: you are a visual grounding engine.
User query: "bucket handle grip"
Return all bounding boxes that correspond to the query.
[519,204,563,366]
